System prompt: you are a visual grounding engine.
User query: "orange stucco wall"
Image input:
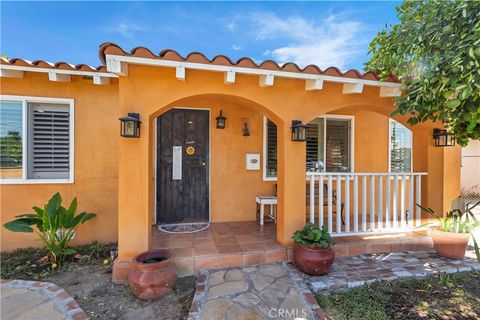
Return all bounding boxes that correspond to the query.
[0,73,119,251]
[113,64,461,263]
[1,64,461,261]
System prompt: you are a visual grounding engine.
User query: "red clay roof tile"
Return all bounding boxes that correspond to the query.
[2,56,106,73]
[98,42,398,81]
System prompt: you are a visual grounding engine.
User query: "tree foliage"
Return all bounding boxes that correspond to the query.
[366,0,480,146]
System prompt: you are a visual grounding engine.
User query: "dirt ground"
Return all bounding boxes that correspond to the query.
[49,264,195,320]
[0,245,195,320]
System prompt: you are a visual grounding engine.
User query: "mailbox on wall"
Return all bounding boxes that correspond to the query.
[246,153,260,170]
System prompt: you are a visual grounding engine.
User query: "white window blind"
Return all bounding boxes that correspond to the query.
[325,119,351,172]
[389,119,412,172]
[306,117,351,172]
[265,119,277,178]
[264,116,353,178]
[28,103,70,179]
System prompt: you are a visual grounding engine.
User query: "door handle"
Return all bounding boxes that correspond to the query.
[201,158,207,166]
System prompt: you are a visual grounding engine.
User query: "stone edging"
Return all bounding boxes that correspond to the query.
[284,262,325,320]
[1,279,88,320]
[188,272,208,320]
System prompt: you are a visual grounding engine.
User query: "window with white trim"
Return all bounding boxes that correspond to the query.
[263,115,354,180]
[306,117,353,173]
[0,96,73,183]
[389,119,412,172]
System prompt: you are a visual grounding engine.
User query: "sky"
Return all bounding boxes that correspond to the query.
[1,1,400,71]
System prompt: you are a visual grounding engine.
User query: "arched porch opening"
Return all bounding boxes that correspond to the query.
[300,104,460,237]
[114,92,302,282]
[146,94,284,231]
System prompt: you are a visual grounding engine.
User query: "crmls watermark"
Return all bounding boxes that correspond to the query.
[268,308,308,318]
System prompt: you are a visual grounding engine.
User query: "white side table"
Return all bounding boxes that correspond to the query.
[256,195,277,226]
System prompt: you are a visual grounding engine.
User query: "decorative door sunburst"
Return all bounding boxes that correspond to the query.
[186,146,196,156]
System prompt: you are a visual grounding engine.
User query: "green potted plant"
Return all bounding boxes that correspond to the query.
[292,223,335,276]
[418,201,479,261]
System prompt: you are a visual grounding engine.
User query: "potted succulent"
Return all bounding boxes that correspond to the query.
[292,223,335,276]
[128,249,177,300]
[418,201,480,261]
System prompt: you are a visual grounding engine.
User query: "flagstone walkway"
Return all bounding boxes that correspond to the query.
[188,263,323,320]
[0,279,87,320]
[303,250,480,294]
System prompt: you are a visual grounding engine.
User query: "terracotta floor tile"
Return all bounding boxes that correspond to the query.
[218,254,243,268]
[401,238,418,251]
[151,240,169,248]
[193,239,216,247]
[261,241,283,250]
[333,244,347,257]
[265,249,287,263]
[348,243,368,256]
[172,247,193,258]
[194,256,220,271]
[217,244,242,254]
[170,234,194,240]
[240,242,265,252]
[368,243,392,254]
[213,237,237,245]
[194,246,218,257]
[169,239,193,249]
[192,231,213,238]
[242,252,266,266]
[235,235,258,243]
[254,233,275,241]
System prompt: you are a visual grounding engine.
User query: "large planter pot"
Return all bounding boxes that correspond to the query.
[128,249,177,300]
[293,243,335,276]
[431,228,470,260]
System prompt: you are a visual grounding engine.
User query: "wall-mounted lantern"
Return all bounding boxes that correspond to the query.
[242,118,250,136]
[119,113,141,138]
[291,120,307,142]
[216,110,226,129]
[433,128,455,147]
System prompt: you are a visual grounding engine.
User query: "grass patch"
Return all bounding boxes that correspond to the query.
[317,272,480,320]
[0,241,113,281]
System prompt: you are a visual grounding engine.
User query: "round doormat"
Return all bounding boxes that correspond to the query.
[158,222,210,234]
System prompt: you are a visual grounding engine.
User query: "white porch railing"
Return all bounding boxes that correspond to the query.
[306,172,428,236]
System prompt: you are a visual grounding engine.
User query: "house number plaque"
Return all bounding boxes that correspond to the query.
[172,146,182,180]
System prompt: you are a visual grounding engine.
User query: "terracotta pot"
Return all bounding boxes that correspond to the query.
[431,228,470,260]
[293,243,335,276]
[128,249,177,300]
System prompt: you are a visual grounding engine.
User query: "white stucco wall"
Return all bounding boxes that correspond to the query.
[461,140,480,198]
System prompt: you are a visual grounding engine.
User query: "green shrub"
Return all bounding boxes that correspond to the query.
[3,193,96,264]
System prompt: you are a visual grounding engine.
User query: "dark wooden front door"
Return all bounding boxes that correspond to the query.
[156,109,209,224]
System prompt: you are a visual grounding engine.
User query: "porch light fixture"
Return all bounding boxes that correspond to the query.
[119,113,141,138]
[291,120,307,142]
[216,110,226,129]
[242,118,250,136]
[433,128,455,147]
